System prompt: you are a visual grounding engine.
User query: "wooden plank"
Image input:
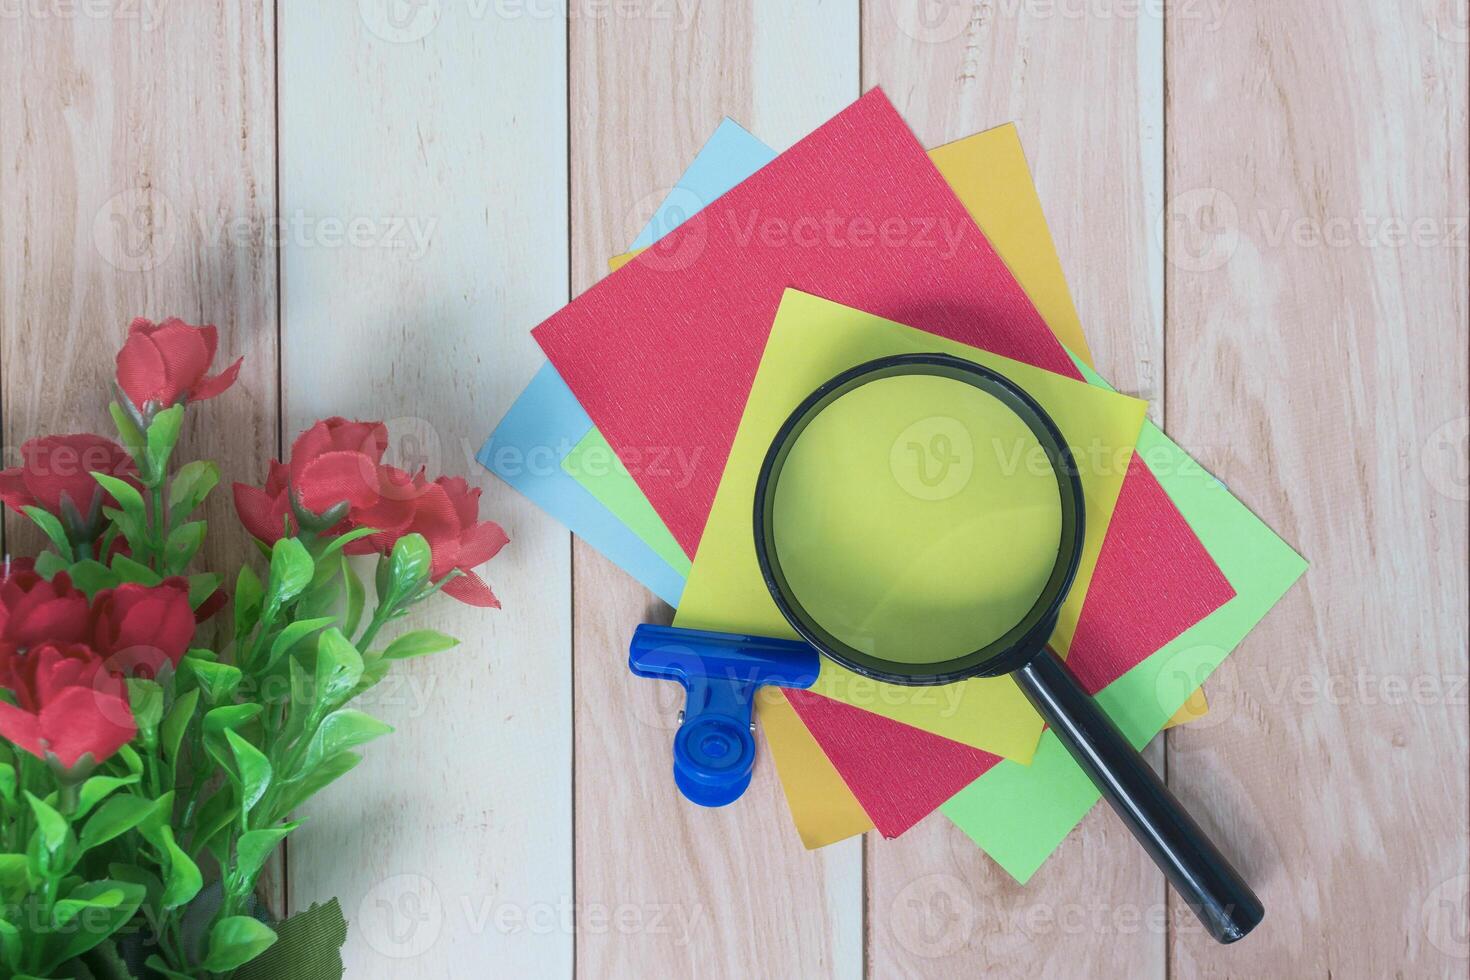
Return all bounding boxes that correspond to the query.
[861,1,1168,975]
[568,2,863,976]
[0,0,282,914]
[277,4,571,975]
[1164,3,1469,975]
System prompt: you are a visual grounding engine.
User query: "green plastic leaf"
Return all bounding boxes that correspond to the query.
[382,629,459,661]
[190,661,243,704]
[0,917,18,969]
[233,822,299,889]
[301,710,392,775]
[102,504,152,560]
[25,792,69,854]
[163,520,207,572]
[312,629,364,709]
[352,653,392,699]
[161,687,200,762]
[116,743,144,776]
[0,853,28,904]
[229,899,348,980]
[235,563,265,637]
[78,794,155,853]
[126,678,165,742]
[145,954,198,980]
[268,537,315,606]
[33,549,70,579]
[267,616,337,671]
[0,763,14,803]
[168,459,220,525]
[342,557,366,637]
[156,825,202,909]
[20,506,71,560]
[109,553,162,586]
[202,916,278,972]
[191,787,237,858]
[62,558,119,597]
[385,533,431,600]
[52,878,145,964]
[109,401,148,471]
[204,702,261,734]
[321,526,376,559]
[108,862,163,912]
[53,881,128,930]
[144,404,185,479]
[74,775,139,820]
[274,752,362,817]
[225,729,272,815]
[91,472,146,522]
[187,571,222,610]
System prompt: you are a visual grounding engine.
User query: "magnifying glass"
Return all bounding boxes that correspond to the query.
[630,352,1263,944]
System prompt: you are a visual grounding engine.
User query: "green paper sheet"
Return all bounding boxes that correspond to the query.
[940,360,1308,882]
[562,429,692,576]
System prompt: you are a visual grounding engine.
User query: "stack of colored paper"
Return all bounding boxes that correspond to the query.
[479,89,1306,882]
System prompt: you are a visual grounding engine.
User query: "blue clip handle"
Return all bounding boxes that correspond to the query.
[629,624,819,807]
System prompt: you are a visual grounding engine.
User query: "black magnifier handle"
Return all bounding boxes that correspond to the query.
[1014,648,1264,944]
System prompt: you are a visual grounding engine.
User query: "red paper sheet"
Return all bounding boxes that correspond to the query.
[533,87,1237,835]
[534,89,1082,557]
[791,454,1236,838]
[786,687,1003,837]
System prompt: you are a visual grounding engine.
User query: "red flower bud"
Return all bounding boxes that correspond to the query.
[0,570,91,650]
[115,316,243,412]
[89,578,197,677]
[0,641,135,768]
[0,435,139,532]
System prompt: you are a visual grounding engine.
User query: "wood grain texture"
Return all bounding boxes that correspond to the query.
[1165,3,1469,976]
[861,2,1168,976]
[568,2,863,976]
[0,0,283,913]
[2,4,1466,976]
[277,3,571,976]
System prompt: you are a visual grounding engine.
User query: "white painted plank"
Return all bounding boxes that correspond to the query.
[568,2,863,976]
[279,4,571,975]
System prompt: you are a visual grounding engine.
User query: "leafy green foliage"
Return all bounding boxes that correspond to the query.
[1,399,472,979]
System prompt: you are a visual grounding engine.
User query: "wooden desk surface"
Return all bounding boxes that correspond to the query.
[1,3,1466,976]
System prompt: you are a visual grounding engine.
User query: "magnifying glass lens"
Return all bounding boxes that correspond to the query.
[769,374,1063,665]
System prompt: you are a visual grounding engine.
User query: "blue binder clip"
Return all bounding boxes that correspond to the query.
[629,624,820,807]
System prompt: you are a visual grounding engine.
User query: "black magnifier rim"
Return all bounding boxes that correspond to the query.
[752,352,1085,687]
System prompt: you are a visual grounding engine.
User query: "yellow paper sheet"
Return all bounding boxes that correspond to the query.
[672,290,1146,759]
[758,688,874,845]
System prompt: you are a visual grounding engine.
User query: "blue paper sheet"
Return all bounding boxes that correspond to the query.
[478,119,776,606]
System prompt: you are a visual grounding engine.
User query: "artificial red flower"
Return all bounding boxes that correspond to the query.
[233,418,407,551]
[232,459,293,545]
[232,419,507,606]
[0,434,139,525]
[0,570,91,650]
[115,316,243,412]
[402,476,508,608]
[89,578,197,676]
[0,641,135,768]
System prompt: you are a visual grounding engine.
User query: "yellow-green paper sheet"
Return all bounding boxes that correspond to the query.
[669,289,1147,762]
